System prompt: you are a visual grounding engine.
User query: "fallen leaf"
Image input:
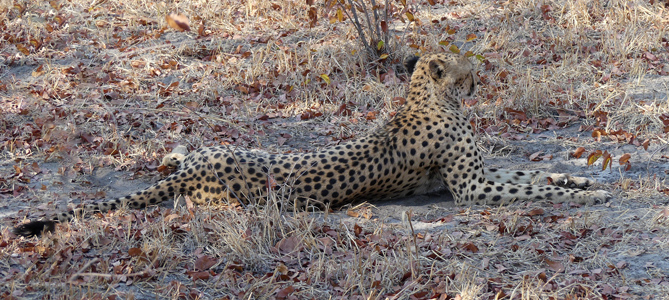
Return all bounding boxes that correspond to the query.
[406,12,415,22]
[449,44,460,54]
[529,151,544,161]
[526,208,544,216]
[542,257,564,272]
[276,236,301,254]
[587,150,602,166]
[276,285,295,298]
[187,270,210,281]
[319,74,330,85]
[461,242,478,253]
[166,13,190,32]
[602,151,612,171]
[194,255,216,271]
[128,247,143,257]
[571,147,586,158]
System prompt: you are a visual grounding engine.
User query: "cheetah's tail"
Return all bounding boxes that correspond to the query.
[13,172,182,237]
[13,220,56,237]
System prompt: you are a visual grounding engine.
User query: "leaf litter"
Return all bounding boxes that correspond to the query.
[1,0,668,299]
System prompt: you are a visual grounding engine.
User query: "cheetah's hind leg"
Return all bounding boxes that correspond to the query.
[162,145,188,168]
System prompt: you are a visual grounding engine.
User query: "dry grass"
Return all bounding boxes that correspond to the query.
[1,0,669,298]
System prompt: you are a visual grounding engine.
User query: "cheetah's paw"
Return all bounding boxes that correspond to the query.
[581,189,612,205]
[162,153,185,167]
[162,145,188,168]
[547,174,596,189]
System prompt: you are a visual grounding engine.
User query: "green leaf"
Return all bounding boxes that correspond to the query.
[377,40,385,51]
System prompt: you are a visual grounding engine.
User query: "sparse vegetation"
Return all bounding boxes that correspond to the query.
[1,0,668,299]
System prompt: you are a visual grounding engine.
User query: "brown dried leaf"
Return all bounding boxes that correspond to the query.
[619,153,631,165]
[529,151,544,162]
[392,97,406,106]
[308,7,318,27]
[300,110,323,120]
[462,242,478,253]
[526,208,544,216]
[16,44,30,55]
[354,223,362,236]
[543,257,564,272]
[187,270,210,281]
[276,236,300,253]
[194,255,216,271]
[498,221,507,234]
[32,65,45,77]
[592,129,606,141]
[276,263,288,275]
[571,147,586,158]
[276,286,295,297]
[128,247,143,257]
[166,13,190,32]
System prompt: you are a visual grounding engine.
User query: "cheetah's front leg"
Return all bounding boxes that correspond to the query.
[441,166,611,206]
[484,168,595,189]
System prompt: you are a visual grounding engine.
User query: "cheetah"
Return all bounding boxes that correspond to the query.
[14,53,610,237]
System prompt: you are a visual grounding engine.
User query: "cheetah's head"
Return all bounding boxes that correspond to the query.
[405,53,478,99]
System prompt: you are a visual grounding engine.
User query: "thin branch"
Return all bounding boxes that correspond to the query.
[344,0,372,55]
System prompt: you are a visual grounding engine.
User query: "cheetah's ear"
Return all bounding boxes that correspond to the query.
[428,59,448,81]
[404,56,420,76]
[428,58,459,86]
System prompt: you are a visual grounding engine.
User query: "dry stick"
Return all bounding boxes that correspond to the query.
[75,269,159,280]
[115,37,214,59]
[359,1,376,44]
[383,0,390,44]
[368,0,383,44]
[344,0,371,56]
[68,258,100,283]
[646,145,668,176]
[406,210,418,281]
[73,255,162,281]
